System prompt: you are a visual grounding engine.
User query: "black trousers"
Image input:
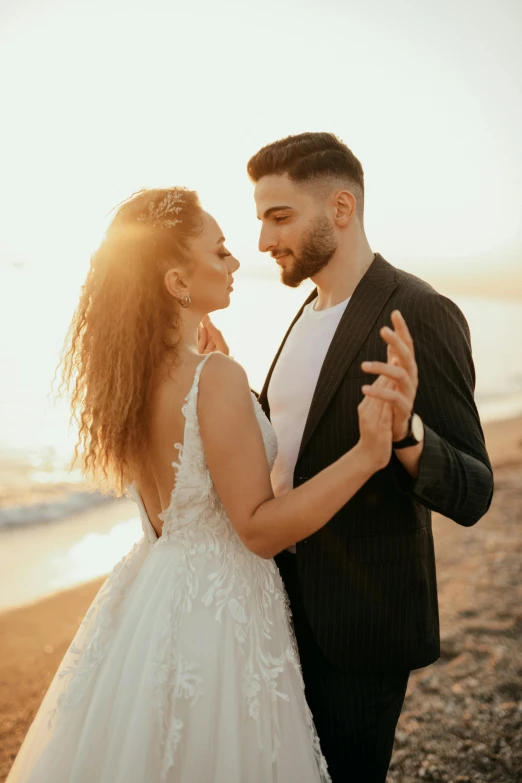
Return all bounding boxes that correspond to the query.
[277,552,409,783]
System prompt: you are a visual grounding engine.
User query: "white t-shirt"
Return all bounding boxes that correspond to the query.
[268,295,351,511]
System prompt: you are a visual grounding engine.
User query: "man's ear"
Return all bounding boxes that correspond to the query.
[333,190,357,226]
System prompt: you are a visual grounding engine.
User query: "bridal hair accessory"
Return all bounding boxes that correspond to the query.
[178,294,191,308]
[137,189,184,228]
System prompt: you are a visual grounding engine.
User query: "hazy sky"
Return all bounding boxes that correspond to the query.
[1,0,521,285]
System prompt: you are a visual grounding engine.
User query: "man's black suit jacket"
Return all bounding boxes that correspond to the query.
[258,254,493,674]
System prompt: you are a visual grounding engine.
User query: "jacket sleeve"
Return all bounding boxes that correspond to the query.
[393,290,493,527]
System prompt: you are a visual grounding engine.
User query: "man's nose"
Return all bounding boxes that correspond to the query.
[258,224,275,254]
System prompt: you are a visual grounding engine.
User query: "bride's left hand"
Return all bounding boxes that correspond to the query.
[360,310,418,442]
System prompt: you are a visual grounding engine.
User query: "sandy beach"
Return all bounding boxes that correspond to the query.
[0,416,521,781]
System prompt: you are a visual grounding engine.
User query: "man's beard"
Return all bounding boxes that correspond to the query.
[280,216,337,288]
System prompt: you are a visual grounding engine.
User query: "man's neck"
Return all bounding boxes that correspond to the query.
[311,240,375,311]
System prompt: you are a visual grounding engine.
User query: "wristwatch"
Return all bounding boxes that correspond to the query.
[392,413,424,449]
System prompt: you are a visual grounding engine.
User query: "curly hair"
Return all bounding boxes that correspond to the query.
[247,132,365,215]
[60,187,204,494]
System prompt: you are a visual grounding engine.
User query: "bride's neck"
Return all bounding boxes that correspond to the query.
[171,309,204,355]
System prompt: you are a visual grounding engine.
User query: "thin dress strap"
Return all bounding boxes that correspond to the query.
[192,352,217,392]
[182,352,217,413]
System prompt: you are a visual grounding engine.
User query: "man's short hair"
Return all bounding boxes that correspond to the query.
[247,132,365,216]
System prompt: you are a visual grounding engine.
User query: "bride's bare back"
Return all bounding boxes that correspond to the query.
[135,352,207,537]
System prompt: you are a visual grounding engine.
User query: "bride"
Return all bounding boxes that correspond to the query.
[7,187,393,783]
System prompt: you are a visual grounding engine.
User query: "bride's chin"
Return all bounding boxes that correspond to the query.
[209,295,232,313]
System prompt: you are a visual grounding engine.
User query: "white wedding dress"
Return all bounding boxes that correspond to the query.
[7,354,330,783]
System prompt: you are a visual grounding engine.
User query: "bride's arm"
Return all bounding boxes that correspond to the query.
[198,354,392,559]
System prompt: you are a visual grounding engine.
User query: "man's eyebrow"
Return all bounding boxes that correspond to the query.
[257,206,293,220]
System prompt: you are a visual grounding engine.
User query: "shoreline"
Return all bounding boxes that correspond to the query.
[0,499,139,612]
[0,413,520,615]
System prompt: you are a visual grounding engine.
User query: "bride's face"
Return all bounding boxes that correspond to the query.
[178,211,240,315]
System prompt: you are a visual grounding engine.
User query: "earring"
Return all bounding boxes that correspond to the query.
[178,294,191,308]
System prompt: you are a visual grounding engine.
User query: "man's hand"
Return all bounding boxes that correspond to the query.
[197,316,230,356]
[360,311,418,442]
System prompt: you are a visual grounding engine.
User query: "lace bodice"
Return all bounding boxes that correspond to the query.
[129,353,278,546]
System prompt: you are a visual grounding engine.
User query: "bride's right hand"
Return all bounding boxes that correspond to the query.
[356,374,394,472]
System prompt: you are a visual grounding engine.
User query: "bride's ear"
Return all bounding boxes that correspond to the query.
[164,266,190,300]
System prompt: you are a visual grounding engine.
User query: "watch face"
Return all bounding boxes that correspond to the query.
[412,414,424,442]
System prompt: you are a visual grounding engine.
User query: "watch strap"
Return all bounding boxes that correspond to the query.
[392,415,419,449]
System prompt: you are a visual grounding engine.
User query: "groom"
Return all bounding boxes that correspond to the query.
[203,132,493,782]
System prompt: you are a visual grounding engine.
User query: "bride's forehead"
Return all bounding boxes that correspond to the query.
[201,211,222,236]
[194,211,224,247]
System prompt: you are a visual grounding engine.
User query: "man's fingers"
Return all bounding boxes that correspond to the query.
[370,371,395,389]
[206,317,221,336]
[387,343,397,365]
[391,311,415,357]
[361,385,411,416]
[379,328,417,380]
[197,325,208,349]
[359,313,417,431]
[360,361,415,396]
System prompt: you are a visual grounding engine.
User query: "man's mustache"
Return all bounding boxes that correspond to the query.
[271,250,294,260]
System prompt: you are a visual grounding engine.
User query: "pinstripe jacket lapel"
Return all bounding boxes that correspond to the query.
[297,255,398,460]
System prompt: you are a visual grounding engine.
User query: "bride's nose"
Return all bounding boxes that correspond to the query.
[228,255,240,272]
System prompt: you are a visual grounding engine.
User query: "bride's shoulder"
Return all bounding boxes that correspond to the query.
[198,353,252,408]
[200,352,248,383]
